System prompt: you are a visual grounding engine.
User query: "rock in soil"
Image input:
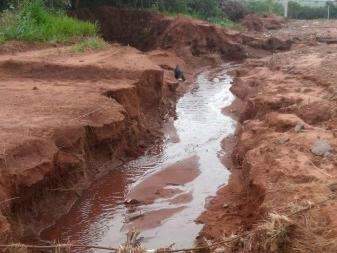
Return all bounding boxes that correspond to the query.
[311,139,332,156]
[294,122,305,132]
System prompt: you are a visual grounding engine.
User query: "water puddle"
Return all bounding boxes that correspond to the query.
[43,65,237,251]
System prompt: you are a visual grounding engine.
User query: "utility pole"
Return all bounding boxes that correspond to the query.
[284,0,288,18]
[328,4,330,19]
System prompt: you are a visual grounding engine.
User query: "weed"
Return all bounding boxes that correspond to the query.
[257,213,293,251]
[71,37,108,53]
[0,34,4,44]
[207,16,244,30]
[247,0,284,16]
[159,10,243,30]
[0,0,97,43]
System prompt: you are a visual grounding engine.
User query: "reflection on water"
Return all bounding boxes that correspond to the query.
[43,65,237,251]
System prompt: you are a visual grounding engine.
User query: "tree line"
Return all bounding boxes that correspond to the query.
[2,0,336,20]
[0,0,221,19]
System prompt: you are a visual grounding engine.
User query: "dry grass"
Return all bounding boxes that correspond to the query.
[71,37,108,53]
[219,205,337,253]
[117,229,145,253]
[6,244,28,253]
[267,53,282,71]
[240,212,295,253]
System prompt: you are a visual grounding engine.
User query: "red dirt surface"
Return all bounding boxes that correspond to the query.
[0,7,259,243]
[241,14,285,32]
[199,20,337,253]
[72,6,246,61]
[0,8,307,246]
[0,41,197,242]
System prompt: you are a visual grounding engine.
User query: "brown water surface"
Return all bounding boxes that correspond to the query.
[43,65,237,251]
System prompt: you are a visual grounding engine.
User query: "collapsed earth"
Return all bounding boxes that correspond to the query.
[0,1,336,252]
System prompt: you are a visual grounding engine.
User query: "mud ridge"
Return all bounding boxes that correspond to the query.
[71,6,247,61]
[0,43,176,242]
[199,36,337,252]
[0,9,301,245]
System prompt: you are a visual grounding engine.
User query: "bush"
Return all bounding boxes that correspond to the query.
[187,0,221,18]
[288,1,328,19]
[71,36,108,52]
[246,0,283,16]
[219,0,248,21]
[208,16,244,29]
[0,0,98,42]
[157,0,189,13]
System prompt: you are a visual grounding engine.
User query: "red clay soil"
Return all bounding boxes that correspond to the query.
[0,7,258,242]
[199,21,337,253]
[241,14,285,32]
[71,6,246,61]
[72,6,296,60]
[0,8,312,245]
[0,42,198,242]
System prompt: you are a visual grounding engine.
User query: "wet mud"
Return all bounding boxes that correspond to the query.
[43,66,237,250]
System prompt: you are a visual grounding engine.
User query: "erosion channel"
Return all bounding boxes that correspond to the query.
[42,65,237,250]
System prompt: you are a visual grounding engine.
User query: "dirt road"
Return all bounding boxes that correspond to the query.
[199,20,337,253]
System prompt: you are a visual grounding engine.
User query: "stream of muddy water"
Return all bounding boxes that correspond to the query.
[43,65,237,251]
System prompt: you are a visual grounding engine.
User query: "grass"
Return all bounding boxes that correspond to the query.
[0,0,98,43]
[71,37,108,53]
[160,10,243,30]
[207,16,244,30]
[246,0,284,16]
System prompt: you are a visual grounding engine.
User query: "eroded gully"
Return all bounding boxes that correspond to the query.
[42,65,237,251]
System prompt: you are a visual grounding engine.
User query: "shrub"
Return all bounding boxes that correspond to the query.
[187,0,221,19]
[219,0,248,21]
[246,0,284,16]
[157,0,189,13]
[288,1,329,19]
[0,0,98,42]
[71,36,108,52]
[208,16,244,30]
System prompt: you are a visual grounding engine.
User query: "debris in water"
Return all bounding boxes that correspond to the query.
[127,212,144,222]
[118,229,145,253]
[125,199,143,205]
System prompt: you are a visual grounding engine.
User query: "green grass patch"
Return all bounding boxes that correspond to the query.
[159,10,243,30]
[0,34,5,44]
[0,0,98,43]
[71,37,108,53]
[207,17,244,30]
[246,0,284,16]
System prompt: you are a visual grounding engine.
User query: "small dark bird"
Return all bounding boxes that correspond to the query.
[174,65,186,82]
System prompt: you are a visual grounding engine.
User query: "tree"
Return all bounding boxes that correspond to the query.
[188,0,220,18]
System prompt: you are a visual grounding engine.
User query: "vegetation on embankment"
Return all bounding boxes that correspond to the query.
[0,0,97,43]
[0,0,244,32]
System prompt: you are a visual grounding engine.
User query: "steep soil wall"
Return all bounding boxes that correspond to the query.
[199,43,337,252]
[72,6,246,61]
[0,45,183,242]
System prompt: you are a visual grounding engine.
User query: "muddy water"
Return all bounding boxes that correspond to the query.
[43,65,237,251]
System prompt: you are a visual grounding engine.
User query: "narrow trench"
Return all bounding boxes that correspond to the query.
[41,64,238,251]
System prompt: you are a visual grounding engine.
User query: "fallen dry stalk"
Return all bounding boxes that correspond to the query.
[290,193,336,216]
[1,194,335,252]
[0,243,118,251]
